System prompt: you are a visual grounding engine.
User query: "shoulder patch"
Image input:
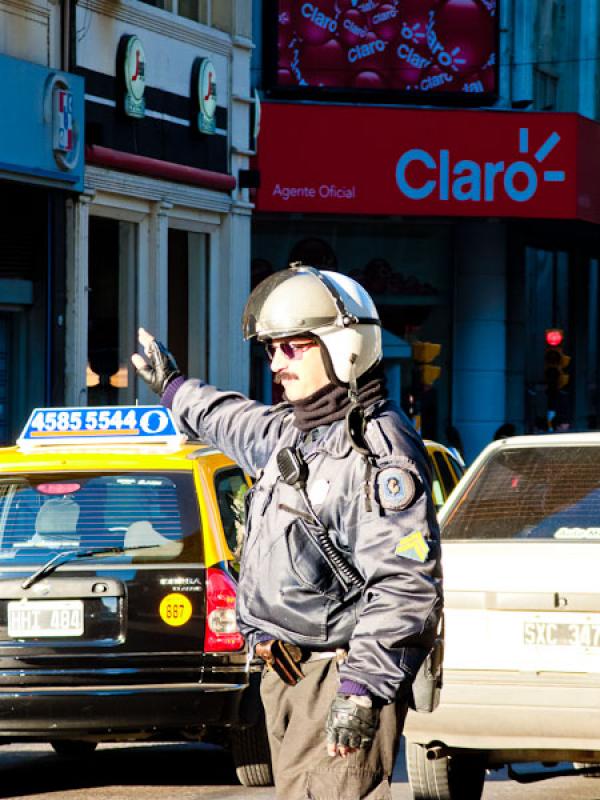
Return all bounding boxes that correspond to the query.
[395,530,430,563]
[375,467,416,511]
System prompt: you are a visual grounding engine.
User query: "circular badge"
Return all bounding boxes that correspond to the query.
[376,467,416,511]
[196,58,217,134]
[124,35,146,102]
[159,593,193,627]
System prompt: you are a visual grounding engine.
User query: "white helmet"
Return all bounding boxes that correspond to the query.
[242,264,382,386]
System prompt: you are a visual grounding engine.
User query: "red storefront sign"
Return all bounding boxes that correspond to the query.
[254,104,600,223]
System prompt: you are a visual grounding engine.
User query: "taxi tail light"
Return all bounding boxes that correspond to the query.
[205,567,245,652]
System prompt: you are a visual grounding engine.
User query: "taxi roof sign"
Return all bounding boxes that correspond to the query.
[17,406,184,451]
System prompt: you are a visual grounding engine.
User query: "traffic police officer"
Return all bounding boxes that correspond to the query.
[132,265,442,800]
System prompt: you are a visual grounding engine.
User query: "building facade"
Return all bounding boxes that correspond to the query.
[0,0,255,443]
[0,0,84,443]
[71,0,254,410]
[250,0,600,463]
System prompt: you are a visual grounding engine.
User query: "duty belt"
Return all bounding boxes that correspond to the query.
[255,640,347,686]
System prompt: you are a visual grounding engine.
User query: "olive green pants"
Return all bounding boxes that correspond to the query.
[260,657,407,800]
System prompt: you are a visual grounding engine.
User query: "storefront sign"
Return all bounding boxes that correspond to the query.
[254,104,600,223]
[46,74,82,173]
[192,57,217,134]
[53,89,73,154]
[121,35,146,118]
[0,54,84,191]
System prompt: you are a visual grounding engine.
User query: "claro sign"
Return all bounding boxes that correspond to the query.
[395,129,565,204]
[254,104,600,223]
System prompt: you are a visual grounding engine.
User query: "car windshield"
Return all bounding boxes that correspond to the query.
[443,445,600,542]
[0,472,201,563]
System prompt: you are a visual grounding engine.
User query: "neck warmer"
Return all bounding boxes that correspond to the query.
[291,369,387,432]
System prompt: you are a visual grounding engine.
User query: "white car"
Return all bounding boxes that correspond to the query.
[404,433,600,800]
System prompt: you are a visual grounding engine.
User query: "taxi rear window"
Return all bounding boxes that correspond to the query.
[443,446,600,542]
[0,472,202,563]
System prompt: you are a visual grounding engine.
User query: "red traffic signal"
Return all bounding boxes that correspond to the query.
[545,328,564,347]
[544,329,570,396]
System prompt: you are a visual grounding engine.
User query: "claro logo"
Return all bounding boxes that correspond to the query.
[395,128,566,204]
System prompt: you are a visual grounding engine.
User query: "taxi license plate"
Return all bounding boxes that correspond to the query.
[7,600,84,638]
[524,621,600,647]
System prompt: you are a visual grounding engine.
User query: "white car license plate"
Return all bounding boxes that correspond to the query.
[7,600,84,638]
[524,621,600,647]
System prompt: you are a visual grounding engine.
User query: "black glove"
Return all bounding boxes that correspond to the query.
[325,695,380,751]
[135,339,182,396]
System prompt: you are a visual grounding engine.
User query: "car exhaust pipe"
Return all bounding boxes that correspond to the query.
[426,745,449,761]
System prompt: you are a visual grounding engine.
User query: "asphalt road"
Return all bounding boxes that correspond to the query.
[0,740,599,799]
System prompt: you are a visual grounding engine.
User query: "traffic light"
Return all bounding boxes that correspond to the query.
[544,329,570,395]
[412,341,442,389]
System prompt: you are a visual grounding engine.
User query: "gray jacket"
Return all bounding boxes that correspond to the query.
[172,380,442,702]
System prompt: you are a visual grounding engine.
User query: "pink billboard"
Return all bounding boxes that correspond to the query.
[272,0,498,100]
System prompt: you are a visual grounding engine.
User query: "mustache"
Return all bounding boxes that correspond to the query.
[274,372,297,385]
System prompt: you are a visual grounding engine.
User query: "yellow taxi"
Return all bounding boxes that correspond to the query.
[425,440,465,512]
[0,405,271,787]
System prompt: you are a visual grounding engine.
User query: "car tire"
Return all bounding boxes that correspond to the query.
[50,740,98,757]
[406,742,486,800]
[231,713,273,787]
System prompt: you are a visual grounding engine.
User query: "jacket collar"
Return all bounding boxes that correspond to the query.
[299,398,390,460]
[298,417,350,459]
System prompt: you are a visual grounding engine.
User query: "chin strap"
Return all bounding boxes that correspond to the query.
[345,354,369,454]
[347,354,359,405]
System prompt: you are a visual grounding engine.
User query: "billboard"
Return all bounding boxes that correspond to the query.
[267,0,498,103]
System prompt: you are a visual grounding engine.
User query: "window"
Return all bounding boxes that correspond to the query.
[534,66,558,111]
[432,452,458,501]
[214,467,248,558]
[87,218,137,406]
[168,230,210,378]
[137,0,235,32]
[430,472,445,512]
[533,0,559,110]
[0,472,201,563]
[443,446,600,541]
[447,455,465,482]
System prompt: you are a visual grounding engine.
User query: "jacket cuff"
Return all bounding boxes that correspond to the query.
[338,679,371,697]
[161,376,186,409]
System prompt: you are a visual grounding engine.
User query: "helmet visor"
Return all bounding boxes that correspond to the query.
[242,268,339,341]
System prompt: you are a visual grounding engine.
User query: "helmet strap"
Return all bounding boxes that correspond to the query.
[348,353,359,404]
[345,353,373,457]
